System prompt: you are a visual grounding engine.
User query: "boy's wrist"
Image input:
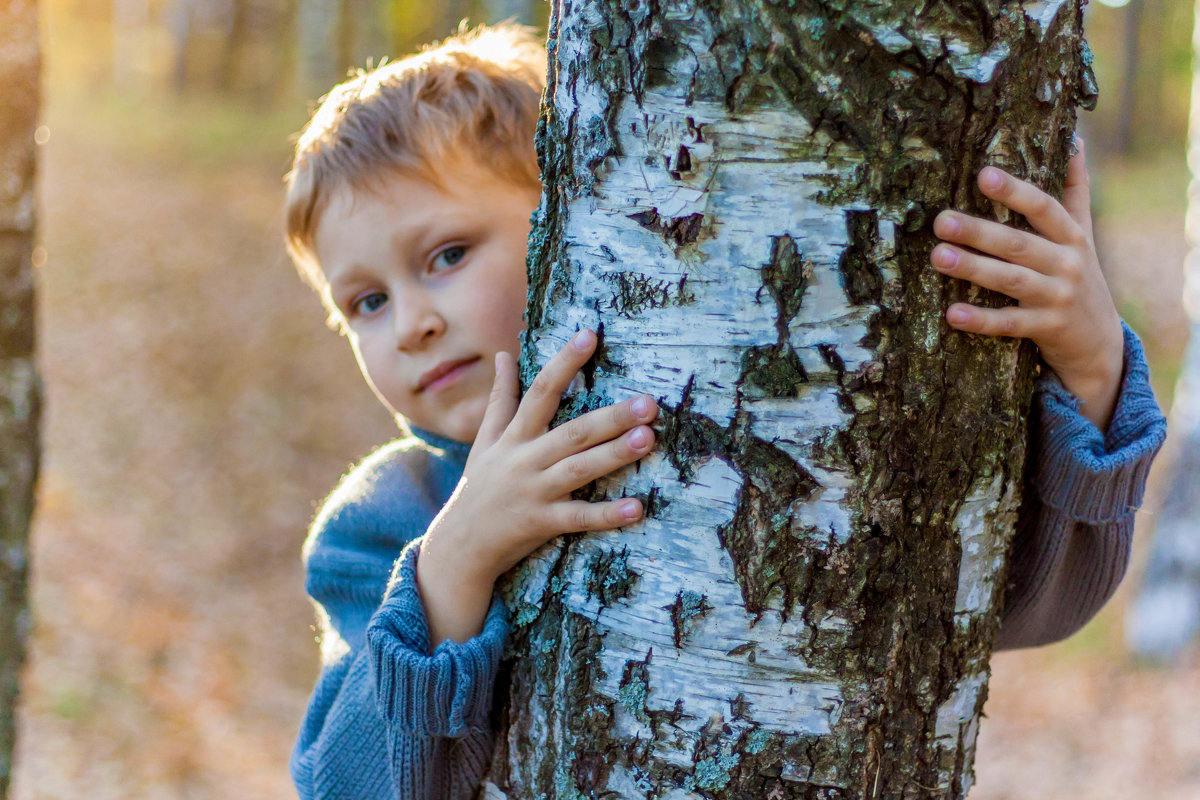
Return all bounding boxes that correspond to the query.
[1053,338,1124,433]
[416,527,499,649]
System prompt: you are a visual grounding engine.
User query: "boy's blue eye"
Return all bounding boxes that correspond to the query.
[353,292,387,315]
[432,245,467,270]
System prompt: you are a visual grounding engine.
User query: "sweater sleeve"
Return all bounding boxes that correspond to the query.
[995,321,1167,650]
[291,544,509,800]
[290,437,511,800]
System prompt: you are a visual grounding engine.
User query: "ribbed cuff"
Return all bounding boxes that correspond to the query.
[366,539,510,738]
[1032,321,1167,524]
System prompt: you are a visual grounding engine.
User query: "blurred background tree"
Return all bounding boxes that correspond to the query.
[1,2,41,798]
[10,1,1198,798]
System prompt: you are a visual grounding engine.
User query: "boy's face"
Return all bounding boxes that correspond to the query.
[313,162,539,443]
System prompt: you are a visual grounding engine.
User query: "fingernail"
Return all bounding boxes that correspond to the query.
[932,246,958,270]
[631,396,651,417]
[947,307,969,325]
[938,214,960,236]
[621,500,641,519]
[629,427,649,449]
[573,329,593,349]
[980,168,1003,191]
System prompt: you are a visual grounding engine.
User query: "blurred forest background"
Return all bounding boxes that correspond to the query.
[10,0,1199,798]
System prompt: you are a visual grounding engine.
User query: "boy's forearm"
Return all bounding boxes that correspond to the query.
[415,534,496,651]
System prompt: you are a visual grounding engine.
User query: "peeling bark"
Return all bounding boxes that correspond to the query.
[0,0,41,796]
[495,1,1090,797]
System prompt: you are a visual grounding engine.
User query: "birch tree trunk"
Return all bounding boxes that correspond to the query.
[296,0,341,96]
[492,1,1094,798]
[1124,0,1200,662]
[0,0,41,795]
[483,0,534,26]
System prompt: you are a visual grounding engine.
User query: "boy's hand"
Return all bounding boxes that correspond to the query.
[930,139,1124,432]
[417,329,658,647]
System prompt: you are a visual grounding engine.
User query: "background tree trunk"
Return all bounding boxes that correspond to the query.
[483,0,535,26]
[1125,0,1200,662]
[0,0,41,796]
[493,1,1092,797]
[296,0,342,96]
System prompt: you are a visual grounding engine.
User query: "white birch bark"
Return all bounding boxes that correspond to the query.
[492,1,1092,797]
[1124,0,1200,662]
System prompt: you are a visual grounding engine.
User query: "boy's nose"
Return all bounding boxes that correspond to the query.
[392,300,445,351]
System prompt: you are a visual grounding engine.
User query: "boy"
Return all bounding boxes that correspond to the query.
[283,25,1166,800]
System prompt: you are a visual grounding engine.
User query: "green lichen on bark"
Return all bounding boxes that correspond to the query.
[617,654,652,724]
[585,546,638,608]
[667,590,712,648]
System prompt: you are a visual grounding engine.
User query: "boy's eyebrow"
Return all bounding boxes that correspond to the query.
[324,262,377,291]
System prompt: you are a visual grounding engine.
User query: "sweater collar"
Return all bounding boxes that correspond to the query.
[403,420,471,469]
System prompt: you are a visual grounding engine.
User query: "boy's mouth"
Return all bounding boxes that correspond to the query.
[417,356,482,393]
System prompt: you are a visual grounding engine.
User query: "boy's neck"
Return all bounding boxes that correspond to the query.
[402,417,472,465]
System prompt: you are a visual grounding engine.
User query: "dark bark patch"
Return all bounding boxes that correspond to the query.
[837,210,886,306]
[658,376,721,485]
[644,485,671,519]
[739,343,809,398]
[603,270,697,318]
[760,234,813,330]
[571,751,612,797]
[628,209,708,252]
[662,380,822,617]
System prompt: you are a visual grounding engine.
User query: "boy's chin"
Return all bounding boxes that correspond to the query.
[401,404,485,445]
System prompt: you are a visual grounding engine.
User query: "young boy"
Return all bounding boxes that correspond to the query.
[283,25,1166,800]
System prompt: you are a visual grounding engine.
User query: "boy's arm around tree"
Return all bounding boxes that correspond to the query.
[290,439,509,800]
[293,333,657,800]
[931,142,1167,648]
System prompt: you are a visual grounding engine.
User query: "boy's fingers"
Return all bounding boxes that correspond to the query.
[1061,145,1094,240]
[545,425,655,495]
[945,303,1039,340]
[475,352,520,447]
[933,211,1063,275]
[537,394,659,464]
[551,497,644,534]
[931,244,1056,304]
[512,329,596,437]
[973,166,1085,248]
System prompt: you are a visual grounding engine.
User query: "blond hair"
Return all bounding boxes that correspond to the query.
[284,23,545,312]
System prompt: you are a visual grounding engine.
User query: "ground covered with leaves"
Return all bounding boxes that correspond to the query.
[11,55,1199,800]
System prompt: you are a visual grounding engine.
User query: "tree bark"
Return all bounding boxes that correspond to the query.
[1124,0,1200,662]
[0,0,41,796]
[492,1,1093,798]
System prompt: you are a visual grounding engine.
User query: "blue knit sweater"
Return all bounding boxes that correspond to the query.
[290,323,1166,799]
